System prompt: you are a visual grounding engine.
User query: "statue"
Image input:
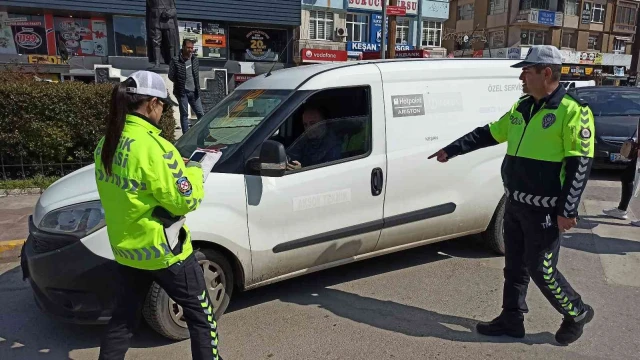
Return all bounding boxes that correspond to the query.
[146,0,180,68]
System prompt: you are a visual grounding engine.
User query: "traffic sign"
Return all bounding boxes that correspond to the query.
[386,6,406,16]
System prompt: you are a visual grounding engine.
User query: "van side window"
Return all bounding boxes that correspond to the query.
[270,86,371,173]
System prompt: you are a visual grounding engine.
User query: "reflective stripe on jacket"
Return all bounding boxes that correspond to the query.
[94,113,204,270]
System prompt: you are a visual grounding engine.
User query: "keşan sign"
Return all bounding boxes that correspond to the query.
[347,0,419,16]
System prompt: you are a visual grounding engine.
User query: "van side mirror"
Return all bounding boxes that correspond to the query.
[259,140,287,177]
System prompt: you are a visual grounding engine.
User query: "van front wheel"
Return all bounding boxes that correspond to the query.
[142,249,234,340]
[483,196,506,256]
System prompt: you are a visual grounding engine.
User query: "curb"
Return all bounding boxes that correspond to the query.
[0,188,44,197]
[0,239,26,257]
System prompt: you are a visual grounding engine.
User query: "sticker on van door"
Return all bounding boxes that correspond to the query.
[391,94,425,117]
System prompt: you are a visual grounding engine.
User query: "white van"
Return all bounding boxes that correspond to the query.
[21,58,524,340]
[560,80,596,89]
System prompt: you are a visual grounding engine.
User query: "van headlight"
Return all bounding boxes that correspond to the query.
[38,201,106,238]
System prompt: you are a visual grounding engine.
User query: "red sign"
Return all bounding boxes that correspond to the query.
[234,74,256,83]
[361,49,430,60]
[386,5,407,16]
[301,48,348,63]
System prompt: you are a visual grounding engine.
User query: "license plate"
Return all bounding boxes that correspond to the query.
[610,153,631,162]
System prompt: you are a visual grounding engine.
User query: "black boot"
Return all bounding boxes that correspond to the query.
[555,304,594,345]
[476,311,525,338]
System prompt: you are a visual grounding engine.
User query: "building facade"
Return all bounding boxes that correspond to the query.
[443,0,638,84]
[0,0,301,81]
[294,0,450,65]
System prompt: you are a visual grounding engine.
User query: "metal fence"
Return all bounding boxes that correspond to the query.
[0,153,91,180]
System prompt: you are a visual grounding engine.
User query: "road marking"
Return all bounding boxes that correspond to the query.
[0,239,26,254]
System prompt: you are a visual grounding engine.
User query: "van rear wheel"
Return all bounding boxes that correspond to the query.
[142,249,234,340]
[483,196,506,255]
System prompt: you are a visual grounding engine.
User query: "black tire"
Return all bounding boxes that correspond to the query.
[142,249,234,341]
[483,196,506,255]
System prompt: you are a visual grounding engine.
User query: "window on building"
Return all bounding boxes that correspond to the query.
[346,13,368,43]
[614,39,626,53]
[113,16,147,57]
[562,0,579,16]
[588,35,598,50]
[521,29,547,45]
[489,0,507,15]
[488,30,505,48]
[592,4,605,23]
[561,32,573,48]
[310,11,334,41]
[458,4,474,20]
[616,6,636,25]
[396,17,410,45]
[520,0,550,11]
[422,21,442,47]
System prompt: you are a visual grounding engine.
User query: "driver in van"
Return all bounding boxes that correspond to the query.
[286,106,342,170]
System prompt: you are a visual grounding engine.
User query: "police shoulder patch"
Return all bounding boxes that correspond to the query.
[542,113,556,129]
[176,176,192,196]
[580,127,592,139]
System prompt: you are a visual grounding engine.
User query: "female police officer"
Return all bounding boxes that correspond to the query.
[93,70,221,360]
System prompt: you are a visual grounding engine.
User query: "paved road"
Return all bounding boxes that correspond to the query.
[0,170,639,359]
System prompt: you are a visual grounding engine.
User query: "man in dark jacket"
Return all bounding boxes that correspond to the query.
[169,39,205,134]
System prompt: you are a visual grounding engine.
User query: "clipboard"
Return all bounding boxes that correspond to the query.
[189,148,222,182]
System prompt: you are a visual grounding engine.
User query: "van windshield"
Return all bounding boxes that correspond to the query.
[174,89,292,162]
[574,89,640,116]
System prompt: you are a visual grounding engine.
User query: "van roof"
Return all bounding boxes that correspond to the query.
[236,58,522,91]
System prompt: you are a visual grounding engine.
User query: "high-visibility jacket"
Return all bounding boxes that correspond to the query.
[443,85,595,218]
[94,113,204,270]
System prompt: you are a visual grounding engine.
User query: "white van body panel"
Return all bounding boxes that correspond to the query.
[245,64,387,286]
[374,60,521,250]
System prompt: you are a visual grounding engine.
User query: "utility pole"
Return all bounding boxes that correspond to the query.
[388,0,398,59]
[629,8,640,86]
[380,0,387,59]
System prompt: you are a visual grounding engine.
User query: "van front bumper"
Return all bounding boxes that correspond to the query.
[21,216,117,324]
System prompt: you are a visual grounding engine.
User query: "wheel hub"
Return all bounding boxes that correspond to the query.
[168,258,227,328]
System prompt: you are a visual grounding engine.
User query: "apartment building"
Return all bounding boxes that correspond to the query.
[443,0,639,84]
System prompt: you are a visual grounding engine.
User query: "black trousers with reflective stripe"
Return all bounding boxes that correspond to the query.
[98,253,220,360]
[502,200,585,318]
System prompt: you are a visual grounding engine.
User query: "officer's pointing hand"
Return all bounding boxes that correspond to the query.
[428,149,449,163]
[557,216,577,232]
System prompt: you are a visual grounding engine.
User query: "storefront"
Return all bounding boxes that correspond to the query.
[344,0,419,59]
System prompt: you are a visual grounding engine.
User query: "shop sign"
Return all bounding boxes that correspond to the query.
[507,47,521,59]
[54,17,107,57]
[614,67,626,77]
[301,48,348,63]
[347,42,414,52]
[179,21,204,57]
[246,29,273,61]
[230,27,285,62]
[347,0,419,16]
[27,55,62,64]
[361,49,429,60]
[577,52,603,65]
[386,6,406,16]
[202,23,226,59]
[234,74,256,83]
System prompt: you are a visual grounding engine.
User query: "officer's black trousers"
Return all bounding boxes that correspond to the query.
[502,200,586,319]
[98,254,220,360]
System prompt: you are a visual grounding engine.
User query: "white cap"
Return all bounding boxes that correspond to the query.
[511,45,564,68]
[125,70,178,106]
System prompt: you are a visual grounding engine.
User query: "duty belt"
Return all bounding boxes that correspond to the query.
[505,188,558,208]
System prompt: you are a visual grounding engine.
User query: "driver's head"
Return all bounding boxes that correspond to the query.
[302,107,327,139]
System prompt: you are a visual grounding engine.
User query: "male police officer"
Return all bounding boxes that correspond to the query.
[429,45,595,345]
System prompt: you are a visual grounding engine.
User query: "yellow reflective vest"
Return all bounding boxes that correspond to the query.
[94,113,204,270]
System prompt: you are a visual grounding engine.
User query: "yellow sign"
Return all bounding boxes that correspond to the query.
[585,67,593,75]
[561,66,570,74]
[28,55,63,64]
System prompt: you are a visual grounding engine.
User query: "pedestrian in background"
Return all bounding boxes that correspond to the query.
[602,127,639,227]
[94,70,221,360]
[169,38,205,134]
[429,45,595,345]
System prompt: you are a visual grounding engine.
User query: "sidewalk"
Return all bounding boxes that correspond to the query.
[0,195,38,262]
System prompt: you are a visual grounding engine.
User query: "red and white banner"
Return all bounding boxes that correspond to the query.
[301,48,348,63]
[347,0,419,16]
[234,74,256,83]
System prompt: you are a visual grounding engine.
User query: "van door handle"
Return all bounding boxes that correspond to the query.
[371,167,384,196]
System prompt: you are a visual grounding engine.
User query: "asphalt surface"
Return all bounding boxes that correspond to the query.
[0,169,639,359]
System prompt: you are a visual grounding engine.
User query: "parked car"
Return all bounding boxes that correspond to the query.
[560,80,595,89]
[568,86,640,169]
[21,58,525,340]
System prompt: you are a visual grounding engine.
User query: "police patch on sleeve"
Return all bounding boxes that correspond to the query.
[542,113,556,129]
[176,176,192,196]
[580,127,592,139]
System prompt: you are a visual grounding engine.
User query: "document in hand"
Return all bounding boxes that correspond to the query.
[190,148,222,182]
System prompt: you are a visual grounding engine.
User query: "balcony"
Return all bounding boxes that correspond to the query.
[613,23,637,34]
[514,8,563,27]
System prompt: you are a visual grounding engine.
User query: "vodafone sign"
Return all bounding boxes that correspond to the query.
[301,48,348,63]
[347,0,418,16]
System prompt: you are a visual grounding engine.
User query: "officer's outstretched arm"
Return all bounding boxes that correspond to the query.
[557,105,595,218]
[150,147,205,217]
[442,110,511,158]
